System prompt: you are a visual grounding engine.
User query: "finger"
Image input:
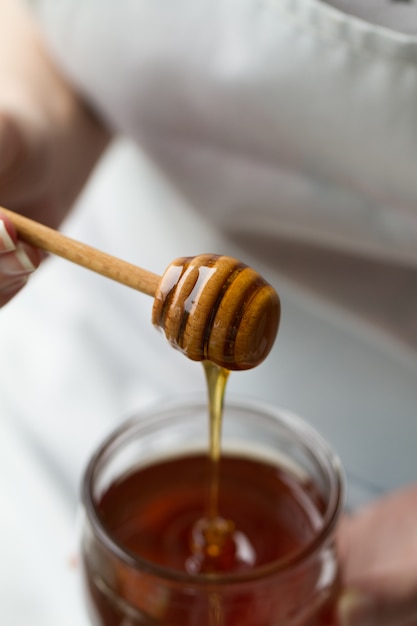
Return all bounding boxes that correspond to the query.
[0,240,38,275]
[0,211,43,267]
[0,215,42,306]
[0,275,30,306]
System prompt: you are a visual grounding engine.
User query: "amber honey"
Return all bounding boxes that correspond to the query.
[97,453,323,574]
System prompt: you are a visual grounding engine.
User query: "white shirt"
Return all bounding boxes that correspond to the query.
[325,0,417,34]
[2,1,417,624]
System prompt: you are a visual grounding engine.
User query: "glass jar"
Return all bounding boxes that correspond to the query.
[80,397,344,626]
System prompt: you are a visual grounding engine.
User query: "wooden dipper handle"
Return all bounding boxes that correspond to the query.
[0,207,160,297]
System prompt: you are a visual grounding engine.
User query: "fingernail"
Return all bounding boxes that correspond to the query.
[338,589,375,626]
[15,242,36,272]
[0,242,36,275]
[0,219,15,252]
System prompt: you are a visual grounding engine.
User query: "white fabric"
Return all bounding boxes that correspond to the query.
[2,1,417,624]
[34,0,417,266]
[325,0,417,34]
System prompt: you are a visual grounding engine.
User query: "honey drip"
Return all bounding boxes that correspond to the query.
[204,360,229,519]
[186,361,255,574]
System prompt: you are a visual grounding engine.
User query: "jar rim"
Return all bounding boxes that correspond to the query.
[82,395,345,586]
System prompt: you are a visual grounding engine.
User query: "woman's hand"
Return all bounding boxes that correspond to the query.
[0,0,110,305]
[337,483,417,626]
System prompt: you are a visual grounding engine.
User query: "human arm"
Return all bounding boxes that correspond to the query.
[0,0,111,305]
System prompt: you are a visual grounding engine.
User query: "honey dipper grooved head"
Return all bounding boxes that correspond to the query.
[152,254,280,370]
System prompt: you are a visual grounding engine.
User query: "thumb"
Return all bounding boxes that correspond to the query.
[338,583,417,626]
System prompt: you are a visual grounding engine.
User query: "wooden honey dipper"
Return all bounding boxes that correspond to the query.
[1,208,280,370]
